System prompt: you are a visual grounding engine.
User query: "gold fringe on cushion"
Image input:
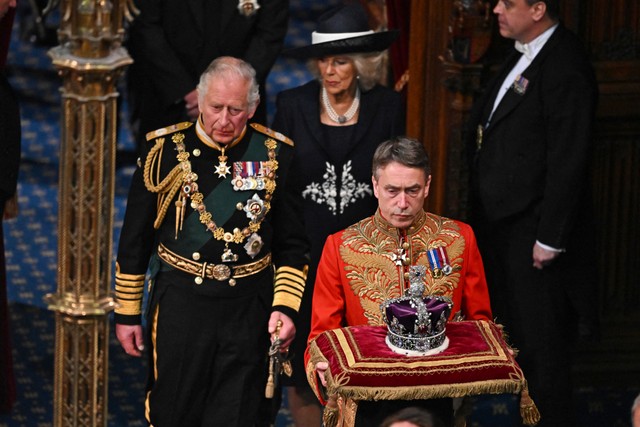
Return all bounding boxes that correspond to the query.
[495,322,519,357]
[321,395,359,427]
[519,384,541,426]
[307,336,527,403]
[324,379,522,403]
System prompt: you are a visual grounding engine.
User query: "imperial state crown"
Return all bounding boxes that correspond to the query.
[380,265,453,356]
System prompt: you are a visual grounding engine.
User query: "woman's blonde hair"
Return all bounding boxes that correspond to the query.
[308,51,386,92]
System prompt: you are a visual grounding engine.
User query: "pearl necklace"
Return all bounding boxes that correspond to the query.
[321,85,360,124]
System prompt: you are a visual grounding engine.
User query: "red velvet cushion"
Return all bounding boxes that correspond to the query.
[307,320,528,401]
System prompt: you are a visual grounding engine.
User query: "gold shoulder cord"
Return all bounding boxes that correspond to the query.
[142,137,185,230]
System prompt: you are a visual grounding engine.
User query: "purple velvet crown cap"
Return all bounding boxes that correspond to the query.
[384,297,452,334]
[380,265,453,355]
[381,294,453,355]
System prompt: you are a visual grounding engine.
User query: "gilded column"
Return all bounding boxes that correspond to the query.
[43,0,136,425]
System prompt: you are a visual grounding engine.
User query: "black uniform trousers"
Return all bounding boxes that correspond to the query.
[145,270,273,427]
[473,212,579,427]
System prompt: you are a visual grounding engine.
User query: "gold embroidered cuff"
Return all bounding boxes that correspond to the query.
[273,265,307,312]
[115,263,145,316]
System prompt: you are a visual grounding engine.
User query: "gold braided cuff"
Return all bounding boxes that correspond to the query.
[114,262,145,316]
[273,265,307,312]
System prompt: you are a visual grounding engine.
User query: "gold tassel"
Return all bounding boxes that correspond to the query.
[175,197,183,239]
[520,385,541,426]
[180,197,185,232]
[322,396,339,427]
[265,358,275,398]
[264,320,282,399]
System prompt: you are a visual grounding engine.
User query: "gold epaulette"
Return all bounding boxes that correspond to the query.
[145,121,193,142]
[250,123,294,147]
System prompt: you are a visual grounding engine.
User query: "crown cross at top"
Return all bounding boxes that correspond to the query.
[408,265,427,298]
[407,265,431,336]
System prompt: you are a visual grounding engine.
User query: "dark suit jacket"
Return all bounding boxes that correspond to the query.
[126,0,288,144]
[0,71,20,205]
[468,24,598,249]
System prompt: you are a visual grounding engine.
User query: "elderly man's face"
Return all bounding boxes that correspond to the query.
[198,74,256,145]
[372,162,431,229]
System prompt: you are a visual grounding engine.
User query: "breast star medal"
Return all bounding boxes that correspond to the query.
[215,147,231,178]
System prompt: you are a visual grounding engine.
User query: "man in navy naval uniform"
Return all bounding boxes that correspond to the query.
[114,56,309,427]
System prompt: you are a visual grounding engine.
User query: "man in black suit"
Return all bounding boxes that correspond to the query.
[126,0,288,152]
[0,0,19,413]
[467,1,598,426]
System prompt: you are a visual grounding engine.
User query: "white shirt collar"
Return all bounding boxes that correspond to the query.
[514,23,558,60]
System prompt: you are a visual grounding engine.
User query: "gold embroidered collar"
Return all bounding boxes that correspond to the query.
[373,209,428,239]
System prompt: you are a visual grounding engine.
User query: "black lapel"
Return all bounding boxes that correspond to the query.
[482,51,520,127]
[190,0,206,38]
[299,82,330,158]
[487,25,565,130]
[200,0,236,47]
[218,0,240,38]
[347,87,375,159]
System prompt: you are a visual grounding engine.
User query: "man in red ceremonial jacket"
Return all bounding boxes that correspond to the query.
[305,137,492,427]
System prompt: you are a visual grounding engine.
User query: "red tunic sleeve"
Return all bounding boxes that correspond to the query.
[458,221,493,321]
[305,232,347,364]
[304,232,350,403]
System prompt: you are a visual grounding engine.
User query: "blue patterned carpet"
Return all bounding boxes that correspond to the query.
[1,1,638,426]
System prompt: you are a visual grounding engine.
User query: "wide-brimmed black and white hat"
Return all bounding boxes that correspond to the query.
[284,3,399,59]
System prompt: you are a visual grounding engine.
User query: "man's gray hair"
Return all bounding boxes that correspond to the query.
[372,136,431,179]
[197,56,260,110]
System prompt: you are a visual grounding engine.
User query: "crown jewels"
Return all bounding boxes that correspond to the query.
[380,265,453,356]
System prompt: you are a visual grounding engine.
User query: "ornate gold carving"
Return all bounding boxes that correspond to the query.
[44,1,136,424]
[339,212,465,325]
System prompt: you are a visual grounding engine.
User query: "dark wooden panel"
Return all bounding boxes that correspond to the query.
[593,60,640,320]
[573,58,640,385]
[586,1,640,60]
[404,0,640,386]
[406,0,453,215]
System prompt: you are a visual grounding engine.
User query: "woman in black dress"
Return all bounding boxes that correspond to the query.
[271,4,405,425]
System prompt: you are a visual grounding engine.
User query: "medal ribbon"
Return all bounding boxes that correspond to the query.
[427,248,441,271]
[438,247,450,268]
